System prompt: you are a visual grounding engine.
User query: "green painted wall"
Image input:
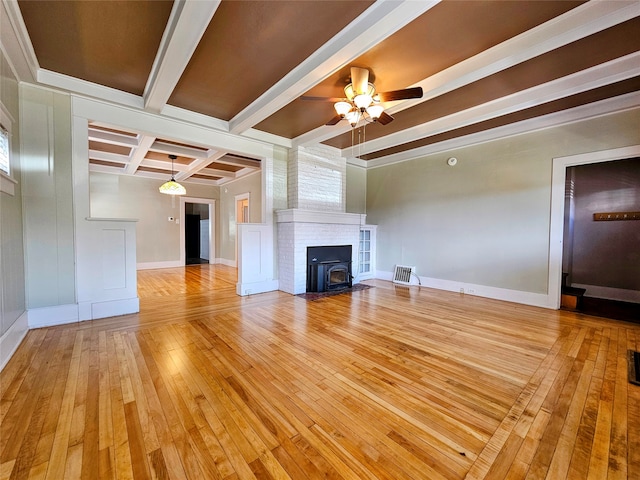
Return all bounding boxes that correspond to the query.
[90,173,220,263]
[366,109,640,294]
[0,51,25,335]
[346,163,366,214]
[219,172,262,262]
[20,84,75,309]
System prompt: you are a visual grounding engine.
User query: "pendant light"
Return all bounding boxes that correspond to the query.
[159,154,186,195]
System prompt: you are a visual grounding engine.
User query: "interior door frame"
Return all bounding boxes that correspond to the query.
[179,196,216,266]
[234,192,250,265]
[548,144,640,309]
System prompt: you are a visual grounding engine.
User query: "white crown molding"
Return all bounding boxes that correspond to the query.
[144,0,221,112]
[242,128,292,149]
[160,104,230,131]
[346,157,368,168]
[71,95,273,161]
[356,53,640,161]
[228,0,440,135]
[39,69,144,109]
[88,150,130,164]
[0,0,38,82]
[365,92,640,169]
[294,0,640,148]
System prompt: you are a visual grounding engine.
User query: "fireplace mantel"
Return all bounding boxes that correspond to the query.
[276,209,367,295]
[276,209,366,225]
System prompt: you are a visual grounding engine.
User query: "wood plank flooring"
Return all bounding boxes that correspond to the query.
[1,264,639,479]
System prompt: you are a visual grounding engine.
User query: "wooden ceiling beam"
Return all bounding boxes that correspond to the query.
[124,135,156,175]
[144,0,221,113]
[174,150,228,182]
[295,0,640,150]
[149,140,211,160]
[228,0,439,135]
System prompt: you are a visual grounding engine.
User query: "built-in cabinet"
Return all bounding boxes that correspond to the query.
[357,225,377,281]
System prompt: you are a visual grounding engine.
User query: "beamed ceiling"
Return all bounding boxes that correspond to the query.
[6,0,640,185]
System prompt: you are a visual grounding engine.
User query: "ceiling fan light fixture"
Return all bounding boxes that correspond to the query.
[345,110,361,127]
[344,82,375,101]
[353,93,373,110]
[159,154,186,196]
[334,101,352,117]
[366,104,384,120]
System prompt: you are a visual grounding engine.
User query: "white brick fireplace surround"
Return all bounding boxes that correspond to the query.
[276,209,366,295]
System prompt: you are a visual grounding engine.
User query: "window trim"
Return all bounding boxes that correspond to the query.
[0,102,16,196]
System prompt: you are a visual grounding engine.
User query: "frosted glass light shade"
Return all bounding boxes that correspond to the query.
[344,82,375,101]
[159,178,186,195]
[334,101,352,116]
[366,104,384,120]
[345,110,361,127]
[353,94,372,110]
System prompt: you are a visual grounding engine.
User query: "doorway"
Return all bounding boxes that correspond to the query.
[234,193,250,265]
[185,203,210,265]
[236,193,250,224]
[180,197,216,266]
[549,145,640,318]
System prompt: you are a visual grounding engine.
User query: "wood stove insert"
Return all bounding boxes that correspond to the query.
[307,245,353,293]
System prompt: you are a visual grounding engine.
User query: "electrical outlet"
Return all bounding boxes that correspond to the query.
[459,288,464,294]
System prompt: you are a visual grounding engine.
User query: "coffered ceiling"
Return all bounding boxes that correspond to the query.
[5,0,640,185]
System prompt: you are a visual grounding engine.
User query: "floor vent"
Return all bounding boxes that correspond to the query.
[629,350,640,386]
[393,265,415,285]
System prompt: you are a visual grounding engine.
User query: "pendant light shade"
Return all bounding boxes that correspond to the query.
[159,154,186,195]
[159,179,186,195]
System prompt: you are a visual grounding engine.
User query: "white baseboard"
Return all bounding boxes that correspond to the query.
[137,260,182,270]
[0,311,29,372]
[377,270,555,309]
[572,283,640,303]
[236,279,279,296]
[28,303,79,328]
[217,258,237,268]
[90,297,140,320]
[29,297,141,327]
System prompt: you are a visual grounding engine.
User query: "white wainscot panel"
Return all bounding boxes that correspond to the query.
[77,218,139,320]
[236,223,278,296]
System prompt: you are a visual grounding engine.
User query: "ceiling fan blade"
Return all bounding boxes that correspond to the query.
[299,96,344,102]
[351,67,370,95]
[377,87,423,102]
[325,115,343,126]
[377,111,394,125]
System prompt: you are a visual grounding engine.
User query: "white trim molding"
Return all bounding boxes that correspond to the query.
[0,311,28,372]
[28,304,79,329]
[548,144,640,310]
[137,261,182,270]
[376,270,554,309]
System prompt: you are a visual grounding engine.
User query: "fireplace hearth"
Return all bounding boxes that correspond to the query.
[307,245,353,293]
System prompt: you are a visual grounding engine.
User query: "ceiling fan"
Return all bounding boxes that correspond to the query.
[301,67,423,127]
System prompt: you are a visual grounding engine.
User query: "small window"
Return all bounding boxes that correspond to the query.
[0,124,9,176]
[0,102,17,195]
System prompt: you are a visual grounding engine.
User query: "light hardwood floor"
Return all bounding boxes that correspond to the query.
[1,265,639,479]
